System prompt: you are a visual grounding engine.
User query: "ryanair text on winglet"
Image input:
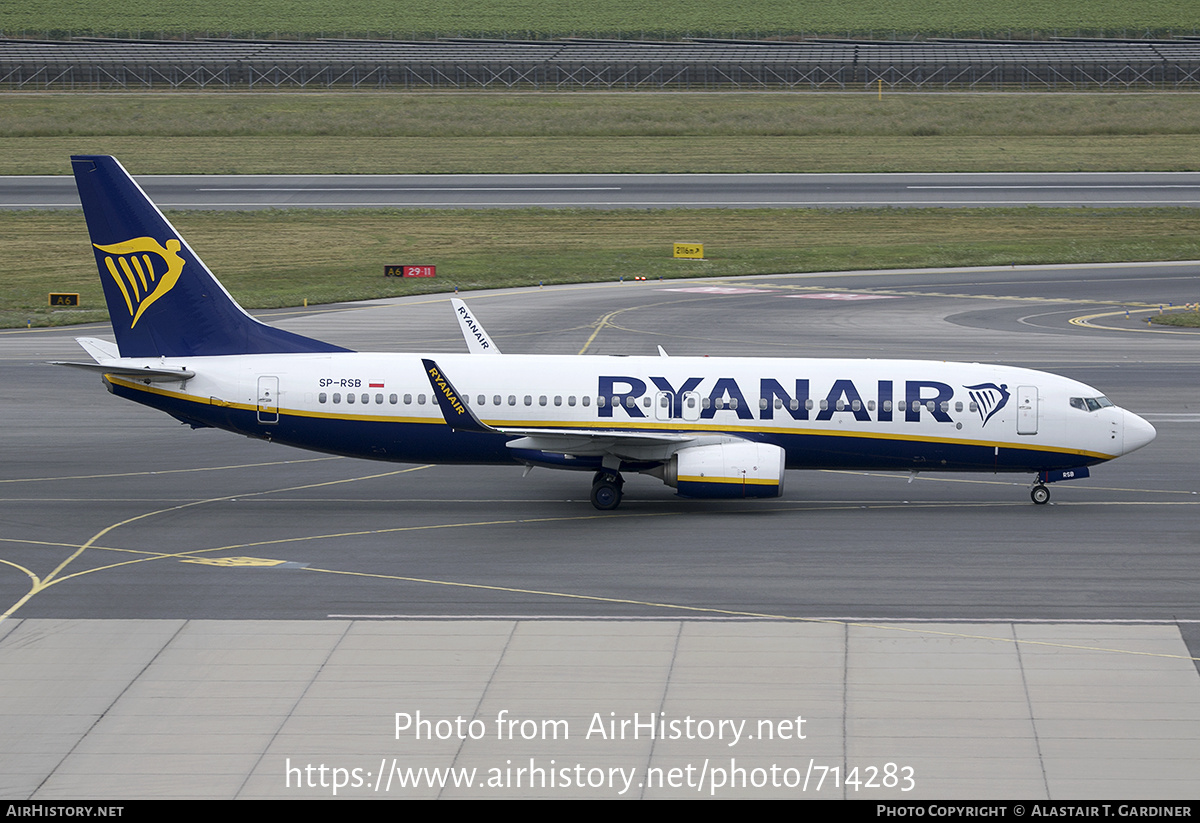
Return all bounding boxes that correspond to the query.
[427,364,467,416]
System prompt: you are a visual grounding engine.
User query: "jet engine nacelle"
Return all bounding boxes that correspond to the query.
[663,442,786,499]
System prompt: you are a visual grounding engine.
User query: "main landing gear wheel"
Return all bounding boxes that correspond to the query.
[1030,484,1050,505]
[590,470,624,511]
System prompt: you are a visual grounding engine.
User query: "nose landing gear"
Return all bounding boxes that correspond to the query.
[1030,484,1050,505]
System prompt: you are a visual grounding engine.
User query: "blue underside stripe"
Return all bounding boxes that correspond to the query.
[112,381,1105,473]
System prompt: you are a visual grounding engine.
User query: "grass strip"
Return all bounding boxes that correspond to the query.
[3,93,1198,175]
[4,0,1199,40]
[6,206,1199,329]
[1149,310,1200,327]
[6,135,1200,175]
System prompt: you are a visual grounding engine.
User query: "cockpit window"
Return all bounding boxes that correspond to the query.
[1070,396,1114,412]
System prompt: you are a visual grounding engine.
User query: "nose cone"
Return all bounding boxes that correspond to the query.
[1122,409,1156,455]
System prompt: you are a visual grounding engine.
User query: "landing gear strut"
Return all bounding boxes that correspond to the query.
[590,470,624,511]
[1030,484,1050,505]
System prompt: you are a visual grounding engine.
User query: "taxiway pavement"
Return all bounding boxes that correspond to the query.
[2,264,1198,798]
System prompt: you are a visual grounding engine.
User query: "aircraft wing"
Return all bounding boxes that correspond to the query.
[501,430,695,462]
[422,358,713,464]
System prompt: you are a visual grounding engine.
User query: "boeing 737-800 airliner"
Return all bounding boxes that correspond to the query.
[59,156,1156,510]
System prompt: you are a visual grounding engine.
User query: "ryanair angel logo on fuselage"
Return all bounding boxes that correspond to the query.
[964,382,1010,427]
[93,236,186,328]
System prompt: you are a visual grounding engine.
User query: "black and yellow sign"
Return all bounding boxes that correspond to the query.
[673,243,704,259]
[49,293,80,306]
[385,265,437,277]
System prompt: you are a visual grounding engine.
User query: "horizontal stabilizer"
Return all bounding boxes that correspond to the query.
[52,361,195,382]
[75,337,119,362]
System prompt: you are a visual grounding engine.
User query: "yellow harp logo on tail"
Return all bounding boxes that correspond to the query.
[93,236,186,328]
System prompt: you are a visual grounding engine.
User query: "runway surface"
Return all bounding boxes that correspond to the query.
[6,172,1200,209]
[2,263,1199,798]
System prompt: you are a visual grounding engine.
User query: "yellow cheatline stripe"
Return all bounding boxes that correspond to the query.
[106,377,1114,462]
[678,474,778,486]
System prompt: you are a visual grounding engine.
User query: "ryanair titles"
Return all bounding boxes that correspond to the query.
[426,363,467,417]
[598,375,1009,427]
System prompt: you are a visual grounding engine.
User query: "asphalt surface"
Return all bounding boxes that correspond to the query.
[6,172,1200,209]
[4,264,1200,800]
[3,262,1198,624]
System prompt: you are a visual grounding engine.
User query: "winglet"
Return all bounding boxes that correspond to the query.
[451,298,501,354]
[421,358,497,434]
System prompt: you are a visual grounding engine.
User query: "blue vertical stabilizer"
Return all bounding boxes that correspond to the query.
[72,155,351,357]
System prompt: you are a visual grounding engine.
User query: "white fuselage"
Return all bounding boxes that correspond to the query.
[102,352,1154,473]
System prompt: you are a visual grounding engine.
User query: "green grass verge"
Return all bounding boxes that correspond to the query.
[4,0,1200,40]
[9,135,1198,175]
[5,93,1199,175]
[8,206,1200,329]
[1149,310,1200,327]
